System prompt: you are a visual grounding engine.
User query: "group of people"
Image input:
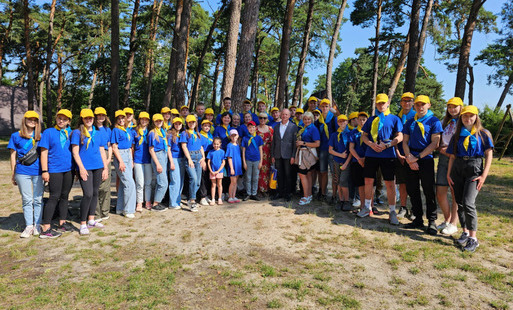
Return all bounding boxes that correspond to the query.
[8,94,493,252]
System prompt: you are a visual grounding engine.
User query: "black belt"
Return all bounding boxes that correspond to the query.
[456,156,481,161]
[409,148,424,152]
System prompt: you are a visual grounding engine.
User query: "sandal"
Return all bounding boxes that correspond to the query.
[218,199,223,205]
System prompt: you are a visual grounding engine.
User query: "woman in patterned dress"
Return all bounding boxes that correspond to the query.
[256,112,273,196]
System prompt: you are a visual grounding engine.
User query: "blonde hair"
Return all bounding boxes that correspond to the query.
[19,117,41,141]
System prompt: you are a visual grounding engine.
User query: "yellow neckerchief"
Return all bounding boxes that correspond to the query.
[348,124,354,130]
[370,108,390,142]
[247,131,257,147]
[155,127,168,149]
[318,113,330,139]
[463,126,477,151]
[200,130,213,143]
[54,125,69,138]
[297,123,312,139]
[115,125,131,141]
[163,120,171,130]
[82,126,95,149]
[356,125,364,145]
[187,129,197,142]
[337,127,344,142]
[137,127,147,145]
[222,124,229,137]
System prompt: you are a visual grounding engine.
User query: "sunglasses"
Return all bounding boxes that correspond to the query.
[259,117,267,119]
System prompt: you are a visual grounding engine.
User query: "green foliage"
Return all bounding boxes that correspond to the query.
[480,105,513,155]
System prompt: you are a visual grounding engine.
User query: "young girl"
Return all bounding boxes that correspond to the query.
[241,121,263,201]
[198,119,214,205]
[328,115,353,211]
[148,114,173,211]
[8,111,43,238]
[239,113,253,139]
[179,115,206,212]
[436,97,462,235]
[204,108,215,134]
[168,118,185,209]
[214,112,232,150]
[207,137,226,205]
[124,107,137,129]
[225,129,243,203]
[161,107,172,130]
[71,109,109,235]
[94,107,113,221]
[447,105,493,252]
[39,109,74,238]
[133,112,153,212]
[111,110,136,218]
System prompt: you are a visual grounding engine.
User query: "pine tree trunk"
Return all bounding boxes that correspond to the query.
[88,67,98,108]
[173,0,192,109]
[454,0,486,99]
[403,0,421,93]
[162,0,184,108]
[292,0,314,107]
[388,34,409,99]
[412,0,433,84]
[468,64,474,105]
[211,55,221,108]
[231,0,262,113]
[221,0,241,100]
[122,0,140,108]
[496,74,513,111]
[44,0,56,128]
[23,0,35,110]
[110,0,120,115]
[0,0,14,80]
[251,36,264,103]
[371,0,382,115]
[326,0,348,104]
[56,54,63,109]
[144,0,164,111]
[275,0,296,109]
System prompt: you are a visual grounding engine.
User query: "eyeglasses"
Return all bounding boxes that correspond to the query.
[259,117,267,119]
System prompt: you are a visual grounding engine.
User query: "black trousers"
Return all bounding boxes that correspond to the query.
[42,171,73,225]
[405,157,437,223]
[275,157,293,198]
[197,169,211,200]
[79,169,102,222]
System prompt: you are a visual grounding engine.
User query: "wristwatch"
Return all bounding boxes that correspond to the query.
[385,142,392,149]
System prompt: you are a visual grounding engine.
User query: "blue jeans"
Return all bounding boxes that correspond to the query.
[152,151,169,203]
[169,157,184,207]
[114,149,136,214]
[185,151,202,200]
[15,174,43,227]
[134,163,154,203]
[245,161,260,195]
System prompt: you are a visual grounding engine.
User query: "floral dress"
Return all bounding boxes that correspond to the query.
[257,126,273,193]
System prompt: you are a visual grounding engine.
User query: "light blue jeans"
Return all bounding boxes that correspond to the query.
[114,149,136,214]
[151,150,169,203]
[15,174,43,227]
[185,151,202,200]
[245,160,260,195]
[169,157,185,207]
[134,163,154,203]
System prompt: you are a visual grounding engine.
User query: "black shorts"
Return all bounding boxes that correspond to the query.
[351,161,365,187]
[363,157,396,181]
[395,159,408,184]
[298,166,314,175]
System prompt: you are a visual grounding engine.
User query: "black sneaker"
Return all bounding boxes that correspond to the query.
[372,207,381,215]
[456,232,469,246]
[152,204,167,212]
[250,195,260,201]
[403,221,425,230]
[243,194,250,201]
[342,201,353,212]
[397,206,407,219]
[427,221,438,235]
[56,222,75,232]
[463,238,479,252]
[39,228,62,239]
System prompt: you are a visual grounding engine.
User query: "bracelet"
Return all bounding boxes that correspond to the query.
[42,170,48,173]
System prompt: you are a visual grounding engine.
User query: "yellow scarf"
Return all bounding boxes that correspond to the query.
[414,113,425,138]
[348,124,354,130]
[370,108,390,142]
[318,113,330,139]
[156,127,168,149]
[116,125,131,141]
[463,126,477,151]
[82,126,95,149]
[222,124,229,137]
[163,121,171,130]
[188,129,197,142]
[137,127,147,145]
[247,132,257,147]
[54,125,69,138]
[357,125,363,145]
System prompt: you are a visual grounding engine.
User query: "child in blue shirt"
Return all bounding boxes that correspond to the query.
[349,112,369,212]
[132,112,153,212]
[198,119,214,205]
[241,121,264,200]
[168,118,185,209]
[225,129,243,203]
[94,107,113,221]
[328,115,353,211]
[207,137,226,205]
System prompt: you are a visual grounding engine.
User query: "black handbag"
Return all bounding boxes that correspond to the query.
[18,144,39,166]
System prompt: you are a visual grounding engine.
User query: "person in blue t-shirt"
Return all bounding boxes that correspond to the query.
[94,107,113,222]
[197,119,214,205]
[239,113,252,139]
[268,107,280,129]
[71,109,109,236]
[213,112,232,150]
[132,112,153,212]
[446,105,493,253]
[216,97,233,125]
[124,107,137,130]
[111,110,136,219]
[318,99,338,201]
[168,118,186,209]
[349,112,369,212]
[328,115,352,211]
[207,137,226,205]
[39,109,74,238]
[359,94,403,224]
[402,95,443,235]
[225,129,243,203]
[240,99,259,125]
[8,110,43,238]
[241,121,264,201]
[296,112,321,206]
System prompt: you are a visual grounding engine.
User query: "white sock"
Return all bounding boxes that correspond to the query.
[80,224,87,229]
[389,205,396,212]
[88,220,96,226]
[365,199,372,209]
[469,237,477,241]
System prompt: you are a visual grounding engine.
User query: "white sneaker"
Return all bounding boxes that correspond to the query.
[389,210,399,225]
[125,213,135,219]
[441,223,458,235]
[437,222,448,231]
[200,198,209,206]
[20,225,33,238]
[357,207,371,218]
[101,216,110,221]
[96,218,103,222]
[352,199,361,207]
[32,225,40,236]
[170,205,181,210]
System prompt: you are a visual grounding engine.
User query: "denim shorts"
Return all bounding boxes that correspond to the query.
[436,155,449,186]
[317,150,329,173]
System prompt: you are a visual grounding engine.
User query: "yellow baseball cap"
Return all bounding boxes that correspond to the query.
[414,95,430,104]
[447,97,463,106]
[270,107,279,113]
[461,105,478,115]
[170,109,179,115]
[152,113,164,121]
[94,107,107,115]
[180,105,189,110]
[295,108,304,114]
[358,111,369,118]
[201,119,213,125]
[57,109,72,119]
[337,114,348,121]
[186,115,197,123]
[312,109,321,114]
[123,107,134,114]
[401,92,415,99]
[257,101,267,106]
[320,98,330,106]
[289,105,297,109]
[243,99,252,105]
[115,110,126,118]
[172,117,183,124]
[80,109,94,118]
[205,108,214,115]
[139,112,150,119]
[161,107,171,114]
[24,111,40,119]
[348,112,359,120]
[308,96,318,102]
[376,93,389,104]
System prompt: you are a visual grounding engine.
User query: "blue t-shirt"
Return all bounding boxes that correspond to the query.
[268,120,278,129]
[207,149,225,172]
[70,128,104,171]
[97,126,111,148]
[178,130,203,152]
[111,127,134,150]
[241,134,264,161]
[133,129,151,164]
[240,112,259,125]
[148,130,168,153]
[225,143,243,176]
[7,131,41,176]
[446,129,494,157]
[403,113,443,158]
[213,125,231,150]
[200,132,213,155]
[239,124,250,139]
[349,128,368,163]
[396,110,416,155]
[216,109,233,125]
[168,135,184,159]
[300,124,321,143]
[362,114,403,158]
[329,131,351,164]
[39,127,72,173]
[316,121,332,152]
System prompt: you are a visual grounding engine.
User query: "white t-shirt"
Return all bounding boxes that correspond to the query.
[441,119,457,147]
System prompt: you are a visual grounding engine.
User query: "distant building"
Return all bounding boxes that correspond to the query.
[0,86,40,136]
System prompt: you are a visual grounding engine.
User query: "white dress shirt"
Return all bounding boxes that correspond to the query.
[279,121,289,139]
